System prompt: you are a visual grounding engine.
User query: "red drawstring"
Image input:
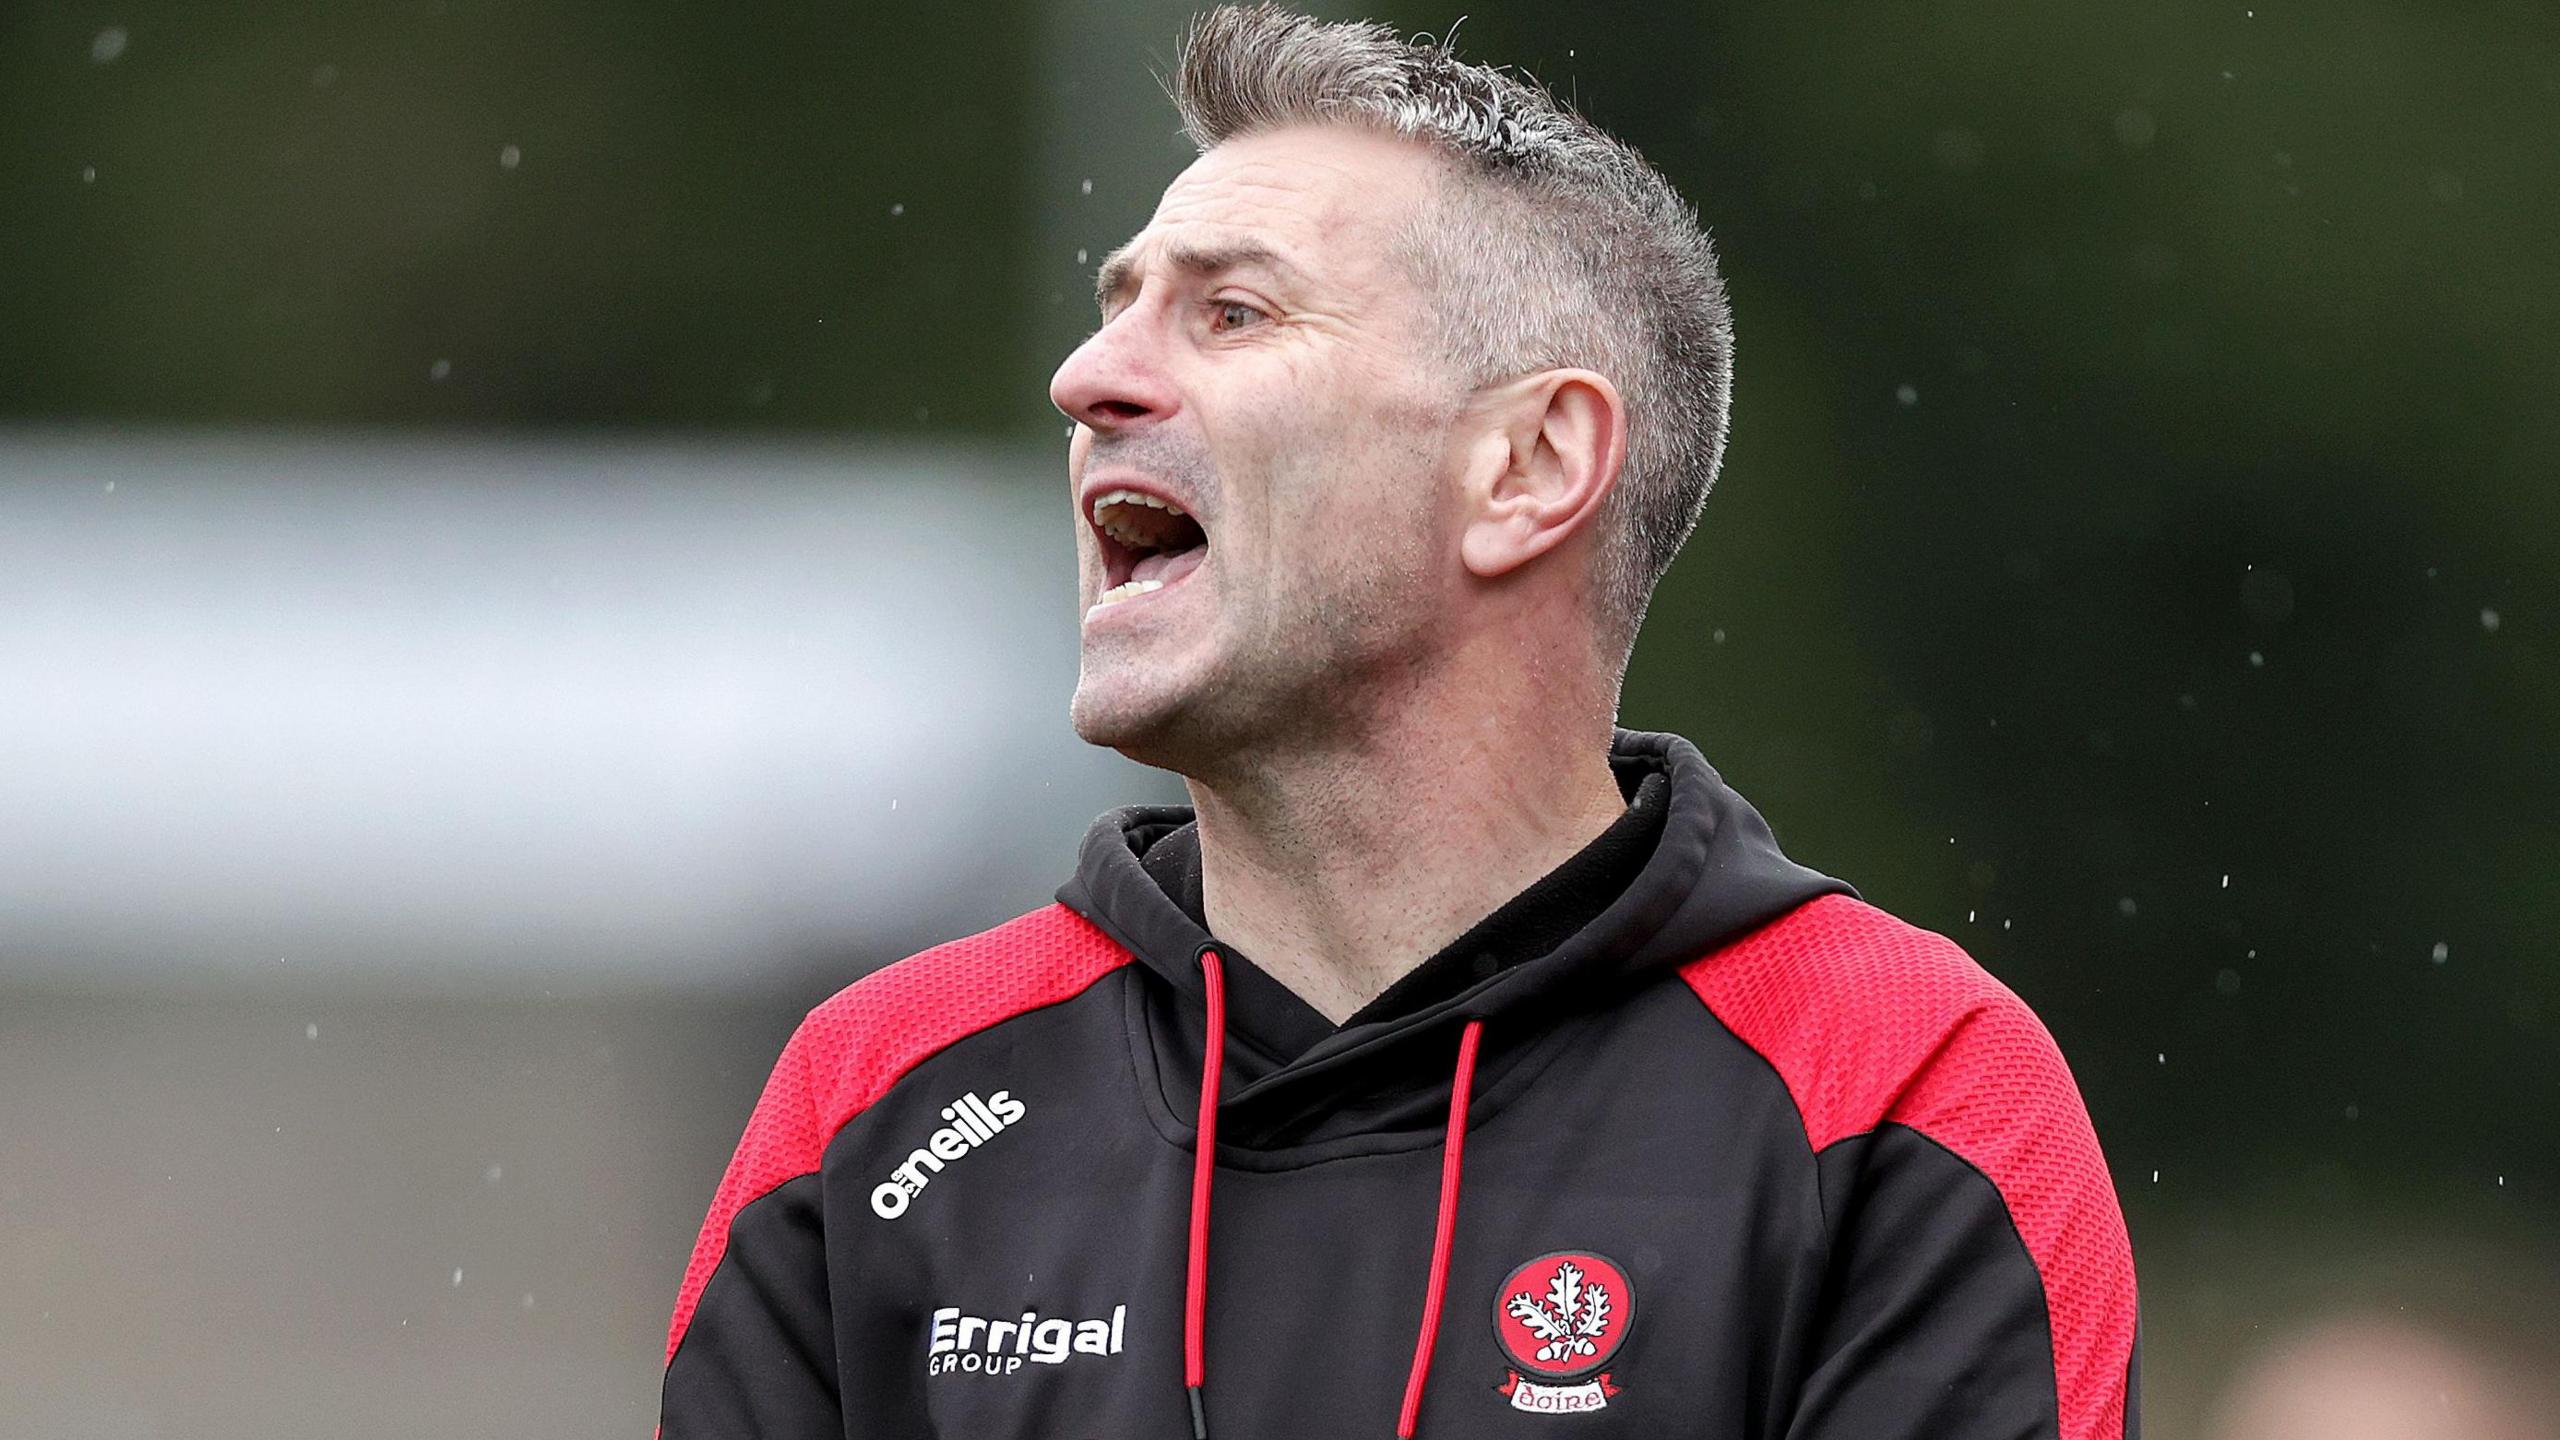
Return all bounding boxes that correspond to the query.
[1396,1019,1483,1439]
[1179,945,1484,1440]
[1184,949,1227,1439]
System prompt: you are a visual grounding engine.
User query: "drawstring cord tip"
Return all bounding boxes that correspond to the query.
[1188,1383,1209,1440]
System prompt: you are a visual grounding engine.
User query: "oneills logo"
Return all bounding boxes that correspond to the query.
[870,1090,1026,1219]
[1493,1251,1636,1413]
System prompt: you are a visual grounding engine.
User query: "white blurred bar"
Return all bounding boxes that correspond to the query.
[0,428,1166,993]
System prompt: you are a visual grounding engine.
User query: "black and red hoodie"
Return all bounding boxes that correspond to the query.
[659,729,2139,1438]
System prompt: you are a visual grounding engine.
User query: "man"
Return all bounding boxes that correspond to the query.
[659,6,2139,1437]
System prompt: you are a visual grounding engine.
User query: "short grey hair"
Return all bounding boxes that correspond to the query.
[1172,3,1734,661]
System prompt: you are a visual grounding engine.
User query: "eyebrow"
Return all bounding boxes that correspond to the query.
[1093,239,1305,315]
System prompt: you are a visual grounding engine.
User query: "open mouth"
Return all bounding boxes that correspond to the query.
[1089,488,1208,609]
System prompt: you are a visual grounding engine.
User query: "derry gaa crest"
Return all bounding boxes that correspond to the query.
[1493,1251,1635,1413]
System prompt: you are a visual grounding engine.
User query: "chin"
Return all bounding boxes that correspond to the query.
[1072,667,1257,779]
[1069,676,1187,759]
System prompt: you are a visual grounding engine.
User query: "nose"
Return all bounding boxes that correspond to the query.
[1049,307,1178,434]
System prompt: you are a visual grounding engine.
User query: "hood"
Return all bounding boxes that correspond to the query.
[1056,727,1854,1152]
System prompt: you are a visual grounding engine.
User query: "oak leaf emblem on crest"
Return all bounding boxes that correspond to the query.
[1506,1259,1613,1363]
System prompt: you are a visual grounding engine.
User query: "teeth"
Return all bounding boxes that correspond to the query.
[1090,488,1194,548]
[1091,578,1165,609]
[1090,486,1206,558]
[1091,488,1188,521]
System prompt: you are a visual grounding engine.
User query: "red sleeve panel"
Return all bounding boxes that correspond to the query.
[662,903,1133,1367]
[1682,893,2137,1440]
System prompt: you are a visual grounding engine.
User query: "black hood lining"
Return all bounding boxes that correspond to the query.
[1132,761,1671,1060]
[1113,968,1606,1172]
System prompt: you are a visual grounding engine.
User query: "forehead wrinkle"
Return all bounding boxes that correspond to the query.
[1093,235,1316,315]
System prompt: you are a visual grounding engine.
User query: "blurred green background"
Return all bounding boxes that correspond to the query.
[3,1,2554,1435]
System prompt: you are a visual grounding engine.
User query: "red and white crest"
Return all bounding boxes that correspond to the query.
[1493,1251,1634,1413]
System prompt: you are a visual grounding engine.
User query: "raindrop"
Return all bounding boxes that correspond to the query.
[2002,919,2012,931]
[2156,1052,2166,1064]
[889,798,900,811]
[2113,108,2157,150]
[484,1163,504,1184]
[91,27,129,64]
[2479,608,2500,632]
[102,480,115,494]
[1967,910,1976,923]
[429,359,451,382]
[2151,1169,2160,1183]
[1075,247,1088,264]
[2118,896,2139,917]
[889,203,904,217]
[305,1022,320,1041]
[2343,1104,2360,1120]
[311,63,339,90]
[2220,874,2230,888]
[498,144,521,171]
[451,1268,464,1288]
[1711,627,1726,644]
[1079,178,1094,195]
[2248,650,2265,668]
[2215,968,2242,995]
[1895,383,1919,406]
[2431,941,2450,964]
[521,1293,537,1311]
[81,166,97,184]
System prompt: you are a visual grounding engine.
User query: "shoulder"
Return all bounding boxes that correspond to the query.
[1681,895,2138,1440]
[781,903,1133,1127]
[664,904,1130,1366]
[1676,892,2087,1156]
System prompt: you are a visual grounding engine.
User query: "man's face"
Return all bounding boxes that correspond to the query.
[1050,124,1467,768]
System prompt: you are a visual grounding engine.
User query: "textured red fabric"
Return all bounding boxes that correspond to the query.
[1681,893,2136,1440]
[663,903,1132,1364]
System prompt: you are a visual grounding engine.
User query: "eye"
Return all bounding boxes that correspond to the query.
[1209,298,1268,331]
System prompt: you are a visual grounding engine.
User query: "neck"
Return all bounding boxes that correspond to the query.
[1184,636,1627,1024]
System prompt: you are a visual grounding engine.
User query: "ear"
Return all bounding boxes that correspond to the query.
[1457,369,1629,581]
